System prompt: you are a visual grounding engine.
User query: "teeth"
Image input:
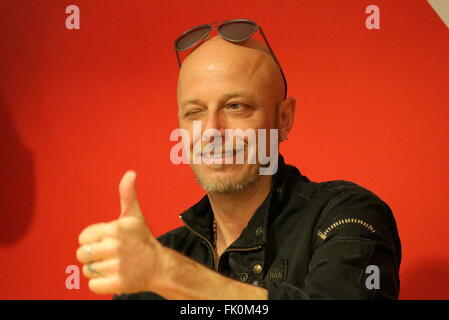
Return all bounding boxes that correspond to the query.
[201,147,245,159]
[203,151,235,159]
[205,153,231,159]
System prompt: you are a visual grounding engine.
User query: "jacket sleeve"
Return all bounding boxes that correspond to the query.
[262,186,402,300]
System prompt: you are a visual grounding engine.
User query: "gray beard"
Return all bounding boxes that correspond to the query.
[195,172,260,194]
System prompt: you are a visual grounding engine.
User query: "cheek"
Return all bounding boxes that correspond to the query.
[246,109,276,129]
[177,121,196,149]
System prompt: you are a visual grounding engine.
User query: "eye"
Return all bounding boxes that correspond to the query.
[184,108,203,117]
[227,103,244,110]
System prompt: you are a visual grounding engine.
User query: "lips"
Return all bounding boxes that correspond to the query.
[200,146,245,161]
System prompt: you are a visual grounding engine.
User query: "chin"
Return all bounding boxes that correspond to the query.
[193,163,260,194]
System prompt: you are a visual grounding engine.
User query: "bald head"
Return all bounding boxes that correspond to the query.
[177,35,285,104]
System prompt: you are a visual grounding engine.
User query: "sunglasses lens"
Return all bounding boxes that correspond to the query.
[219,21,257,42]
[175,26,211,51]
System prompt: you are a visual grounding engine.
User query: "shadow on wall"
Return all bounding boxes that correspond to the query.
[400,260,449,299]
[0,93,35,244]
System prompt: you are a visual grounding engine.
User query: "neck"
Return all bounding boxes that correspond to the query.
[208,175,272,256]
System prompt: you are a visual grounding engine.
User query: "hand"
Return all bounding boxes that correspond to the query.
[76,171,164,295]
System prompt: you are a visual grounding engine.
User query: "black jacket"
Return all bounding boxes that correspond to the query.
[114,155,401,300]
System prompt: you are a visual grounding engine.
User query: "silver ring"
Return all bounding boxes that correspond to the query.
[85,244,93,262]
[87,263,102,276]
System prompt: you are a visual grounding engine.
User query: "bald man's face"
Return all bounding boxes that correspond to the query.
[177,36,286,194]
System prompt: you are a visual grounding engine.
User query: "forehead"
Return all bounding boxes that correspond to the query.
[176,35,284,104]
[180,90,257,108]
[178,44,276,100]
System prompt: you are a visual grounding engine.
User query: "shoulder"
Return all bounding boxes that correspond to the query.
[291,177,390,212]
[279,164,373,204]
[277,164,396,233]
[308,180,399,246]
[286,174,376,207]
[281,165,398,241]
[317,179,392,220]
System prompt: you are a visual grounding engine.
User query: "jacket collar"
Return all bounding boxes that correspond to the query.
[179,154,309,249]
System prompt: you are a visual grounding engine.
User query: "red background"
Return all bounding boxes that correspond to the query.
[0,0,448,299]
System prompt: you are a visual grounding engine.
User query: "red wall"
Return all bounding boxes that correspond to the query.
[0,0,448,299]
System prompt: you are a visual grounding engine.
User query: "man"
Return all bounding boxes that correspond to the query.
[76,19,401,299]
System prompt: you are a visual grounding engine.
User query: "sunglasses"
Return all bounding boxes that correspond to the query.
[174,18,288,99]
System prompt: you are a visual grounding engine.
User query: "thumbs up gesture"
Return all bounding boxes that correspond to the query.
[76,171,164,295]
[119,171,144,219]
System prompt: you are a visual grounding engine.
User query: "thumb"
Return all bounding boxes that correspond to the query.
[119,170,143,219]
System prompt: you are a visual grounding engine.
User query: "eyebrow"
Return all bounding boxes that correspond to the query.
[181,91,255,107]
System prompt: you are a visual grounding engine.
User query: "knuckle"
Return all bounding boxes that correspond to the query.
[79,222,104,244]
[76,247,83,262]
[82,264,90,277]
[107,258,120,274]
[88,279,97,293]
[78,229,89,245]
[106,238,121,255]
[108,221,120,237]
[117,218,130,231]
[78,234,84,245]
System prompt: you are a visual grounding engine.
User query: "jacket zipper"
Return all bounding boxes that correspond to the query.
[317,218,376,240]
[180,215,263,272]
[179,215,218,270]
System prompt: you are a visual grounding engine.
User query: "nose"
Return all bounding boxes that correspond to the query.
[202,109,225,143]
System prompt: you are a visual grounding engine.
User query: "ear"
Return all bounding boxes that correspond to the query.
[278,97,296,140]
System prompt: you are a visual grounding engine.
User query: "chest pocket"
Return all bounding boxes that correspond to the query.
[266,258,288,281]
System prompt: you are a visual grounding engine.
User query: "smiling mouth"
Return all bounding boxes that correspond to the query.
[199,146,245,162]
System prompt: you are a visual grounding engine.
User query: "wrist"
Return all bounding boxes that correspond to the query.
[149,245,200,299]
[145,241,172,293]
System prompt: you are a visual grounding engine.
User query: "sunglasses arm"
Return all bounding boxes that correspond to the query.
[258,27,288,99]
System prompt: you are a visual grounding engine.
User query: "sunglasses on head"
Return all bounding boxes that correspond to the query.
[174,18,288,99]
